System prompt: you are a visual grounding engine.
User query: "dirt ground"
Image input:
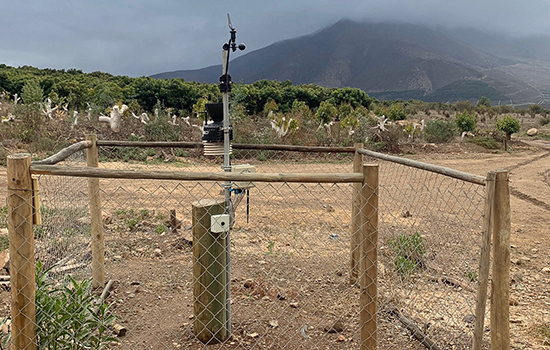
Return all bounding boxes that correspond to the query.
[0,140,549,350]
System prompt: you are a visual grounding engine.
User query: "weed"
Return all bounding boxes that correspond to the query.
[388,232,425,275]
[530,323,550,342]
[266,240,275,255]
[34,225,47,239]
[0,206,7,229]
[466,270,478,282]
[173,148,188,157]
[0,235,8,251]
[155,225,167,234]
[124,218,139,230]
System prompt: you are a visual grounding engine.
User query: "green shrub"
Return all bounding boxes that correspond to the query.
[388,102,406,121]
[455,111,477,133]
[495,115,520,140]
[388,232,425,275]
[539,117,550,126]
[1,262,118,349]
[424,119,456,143]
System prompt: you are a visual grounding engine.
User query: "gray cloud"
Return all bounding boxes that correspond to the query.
[2,0,549,77]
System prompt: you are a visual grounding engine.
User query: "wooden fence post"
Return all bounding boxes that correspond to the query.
[350,143,363,285]
[360,164,378,350]
[192,199,228,344]
[491,170,511,349]
[86,134,105,289]
[472,172,496,350]
[7,153,37,350]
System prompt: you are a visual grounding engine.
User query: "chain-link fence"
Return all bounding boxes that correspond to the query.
[3,140,510,350]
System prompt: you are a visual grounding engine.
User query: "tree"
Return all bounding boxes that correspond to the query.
[316,100,337,124]
[477,96,491,108]
[495,115,520,140]
[21,79,44,105]
[455,111,477,133]
[528,104,543,117]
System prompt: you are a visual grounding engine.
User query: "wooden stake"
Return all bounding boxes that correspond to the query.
[170,209,177,233]
[472,172,496,350]
[491,170,510,350]
[86,134,105,289]
[31,176,42,226]
[192,199,227,344]
[7,153,37,350]
[360,164,378,350]
[350,143,363,285]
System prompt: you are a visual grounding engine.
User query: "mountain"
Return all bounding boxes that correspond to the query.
[151,20,550,105]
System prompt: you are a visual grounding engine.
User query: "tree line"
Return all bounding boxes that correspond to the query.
[0,64,374,116]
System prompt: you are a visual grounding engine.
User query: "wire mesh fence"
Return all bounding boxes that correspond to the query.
[2,142,494,350]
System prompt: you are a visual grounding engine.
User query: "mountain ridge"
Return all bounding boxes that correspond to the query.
[152,20,550,104]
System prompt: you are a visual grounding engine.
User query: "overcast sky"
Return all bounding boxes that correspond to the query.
[2,0,550,77]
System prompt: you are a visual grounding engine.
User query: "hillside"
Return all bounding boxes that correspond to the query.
[152,20,550,105]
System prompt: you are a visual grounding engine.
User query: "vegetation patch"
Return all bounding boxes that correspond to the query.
[468,136,501,150]
[388,232,425,275]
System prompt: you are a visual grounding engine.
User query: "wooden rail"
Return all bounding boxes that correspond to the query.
[31,140,92,165]
[29,164,364,183]
[96,140,355,153]
[358,148,487,186]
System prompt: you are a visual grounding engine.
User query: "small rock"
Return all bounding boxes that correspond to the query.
[324,320,345,333]
[329,233,340,241]
[188,315,194,319]
[462,314,475,324]
[289,302,299,308]
[509,297,519,306]
[153,248,162,257]
[243,279,254,288]
[511,273,523,283]
[258,260,267,265]
[401,210,412,218]
[268,320,278,328]
[542,267,550,273]
[262,296,270,301]
[336,335,346,342]
[247,332,259,338]
[277,293,286,301]
[527,128,538,136]
[102,211,112,224]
